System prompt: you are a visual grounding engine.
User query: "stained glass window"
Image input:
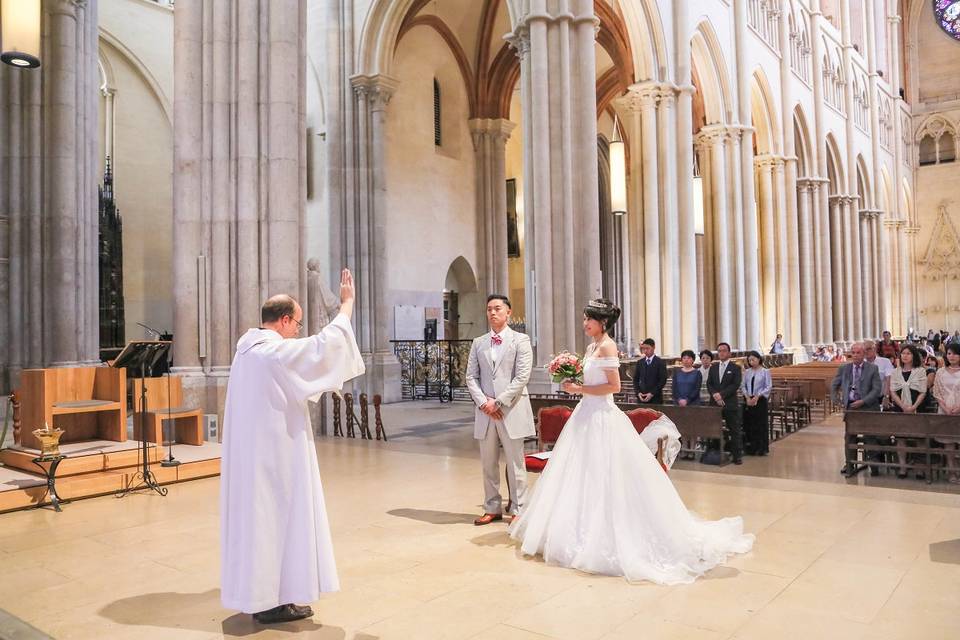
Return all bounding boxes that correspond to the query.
[935,0,960,41]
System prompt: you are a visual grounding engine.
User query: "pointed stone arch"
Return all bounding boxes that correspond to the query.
[691,21,733,125]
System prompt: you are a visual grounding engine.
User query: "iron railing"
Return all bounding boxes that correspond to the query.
[391,340,473,402]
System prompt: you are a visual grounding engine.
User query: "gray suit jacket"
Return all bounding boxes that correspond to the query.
[831,361,882,411]
[465,327,536,440]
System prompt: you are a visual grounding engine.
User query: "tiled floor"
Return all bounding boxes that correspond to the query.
[0,402,958,639]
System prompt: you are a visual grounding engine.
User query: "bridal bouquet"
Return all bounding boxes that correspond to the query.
[547,351,584,384]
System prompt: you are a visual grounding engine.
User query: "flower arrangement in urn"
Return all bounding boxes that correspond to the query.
[32,422,65,458]
[547,351,584,384]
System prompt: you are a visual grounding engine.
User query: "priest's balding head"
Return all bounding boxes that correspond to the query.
[261,295,303,339]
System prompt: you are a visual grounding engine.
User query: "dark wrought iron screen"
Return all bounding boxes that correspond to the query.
[391,340,473,401]
[98,157,125,360]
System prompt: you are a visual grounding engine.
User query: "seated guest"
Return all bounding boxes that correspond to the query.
[740,351,771,456]
[831,342,882,411]
[919,337,935,358]
[933,344,960,484]
[878,330,900,360]
[698,350,714,403]
[633,338,667,405]
[672,350,702,407]
[887,344,928,479]
[769,333,785,355]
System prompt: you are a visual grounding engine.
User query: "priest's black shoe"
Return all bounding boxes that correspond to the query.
[253,604,314,624]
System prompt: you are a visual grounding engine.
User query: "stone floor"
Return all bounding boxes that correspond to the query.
[0,401,958,639]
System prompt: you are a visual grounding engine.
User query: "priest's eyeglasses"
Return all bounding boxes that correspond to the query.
[286,315,303,329]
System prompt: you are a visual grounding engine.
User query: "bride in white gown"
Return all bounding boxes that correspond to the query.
[509,299,754,585]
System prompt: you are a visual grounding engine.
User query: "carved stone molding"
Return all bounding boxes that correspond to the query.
[351,74,400,112]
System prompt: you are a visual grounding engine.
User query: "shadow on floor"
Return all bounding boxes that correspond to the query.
[929,539,960,565]
[99,590,374,638]
[469,530,515,548]
[387,508,477,525]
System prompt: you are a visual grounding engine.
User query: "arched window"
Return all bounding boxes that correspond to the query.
[919,135,938,165]
[433,78,441,147]
[940,134,956,163]
[934,1,960,41]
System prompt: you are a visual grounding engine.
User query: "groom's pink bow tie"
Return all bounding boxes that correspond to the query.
[491,335,503,346]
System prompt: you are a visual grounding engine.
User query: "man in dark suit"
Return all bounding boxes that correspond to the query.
[831,342,882,411]
[707,342,743,465]
[633,338,667,405]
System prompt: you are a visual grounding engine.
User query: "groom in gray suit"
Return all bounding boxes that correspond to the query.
[466,294,535,525]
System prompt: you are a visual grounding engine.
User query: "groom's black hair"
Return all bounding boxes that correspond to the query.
[487,294,511,309]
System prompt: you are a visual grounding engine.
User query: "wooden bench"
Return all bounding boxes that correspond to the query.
[843,411,960,483]
[17,367,127,449]
[132,377,204,446]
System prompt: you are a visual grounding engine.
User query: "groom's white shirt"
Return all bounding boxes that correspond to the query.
[465,325,535,440]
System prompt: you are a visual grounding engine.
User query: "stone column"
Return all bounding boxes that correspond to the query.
[888,7,905,333]
[777,0,801,348]
[696,125,735,343]
[508,3,601,363]
[469,118,516,298]
[864,0,888,335]
[727,129,747,348]
[351,75,401,400]
[173,0,312,413]
[615,84,661,346]
[849,196,865,339]
[772,157,792,344]
[674,0,698,353]
[797,179,816,347]
[829,195,846,341]
[809,1,833,345]
[45,0,100,367]
[755,155,778,345]
[734,0,761,351]
[657,87,681,355]
[841,196,856,342]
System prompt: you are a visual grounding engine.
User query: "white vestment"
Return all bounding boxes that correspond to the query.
[220,313,364,613]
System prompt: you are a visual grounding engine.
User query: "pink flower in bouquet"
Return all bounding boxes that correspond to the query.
[547,351,584,383]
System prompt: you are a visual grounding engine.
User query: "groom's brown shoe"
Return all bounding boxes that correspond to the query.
[474,513,503,526]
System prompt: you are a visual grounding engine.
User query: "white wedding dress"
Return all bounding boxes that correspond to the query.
[509,356,754,585]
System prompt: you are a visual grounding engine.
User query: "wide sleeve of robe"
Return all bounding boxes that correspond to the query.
[272,313,365,403]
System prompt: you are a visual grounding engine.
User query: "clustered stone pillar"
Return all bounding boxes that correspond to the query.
[349,74,402,401]
[173,0,309,413]
[755,155,778,344]
[796,178,817,348]
[508,3,601,364]
[0,0,100,391]
[469,118,516,298]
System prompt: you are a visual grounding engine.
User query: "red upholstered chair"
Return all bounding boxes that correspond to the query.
[624,407,670,473]
[525,405,573,472]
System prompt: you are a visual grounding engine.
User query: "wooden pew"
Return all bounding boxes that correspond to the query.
[843,411,960,483]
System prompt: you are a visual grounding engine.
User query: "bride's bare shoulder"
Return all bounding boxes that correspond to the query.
[596,340,619,358]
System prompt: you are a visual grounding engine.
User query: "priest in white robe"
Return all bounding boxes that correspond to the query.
[220,269,364,624]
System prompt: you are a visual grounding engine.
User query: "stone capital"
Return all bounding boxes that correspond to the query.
[504,27,530,61]
[615,82,669,112]
[351,74,400,112]
[468,118,517,147]
[694,124,740,148]
[887,15,902,24]
[754,154,785,170]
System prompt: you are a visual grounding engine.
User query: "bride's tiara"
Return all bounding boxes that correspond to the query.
[586,300,612,310]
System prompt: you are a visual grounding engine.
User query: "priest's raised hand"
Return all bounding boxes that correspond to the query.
[220,268,364,624]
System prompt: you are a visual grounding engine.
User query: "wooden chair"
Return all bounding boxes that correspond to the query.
[623,407,669,472]
[17,367,127,450]
[132,376,204,446]
[525,405,574,472]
